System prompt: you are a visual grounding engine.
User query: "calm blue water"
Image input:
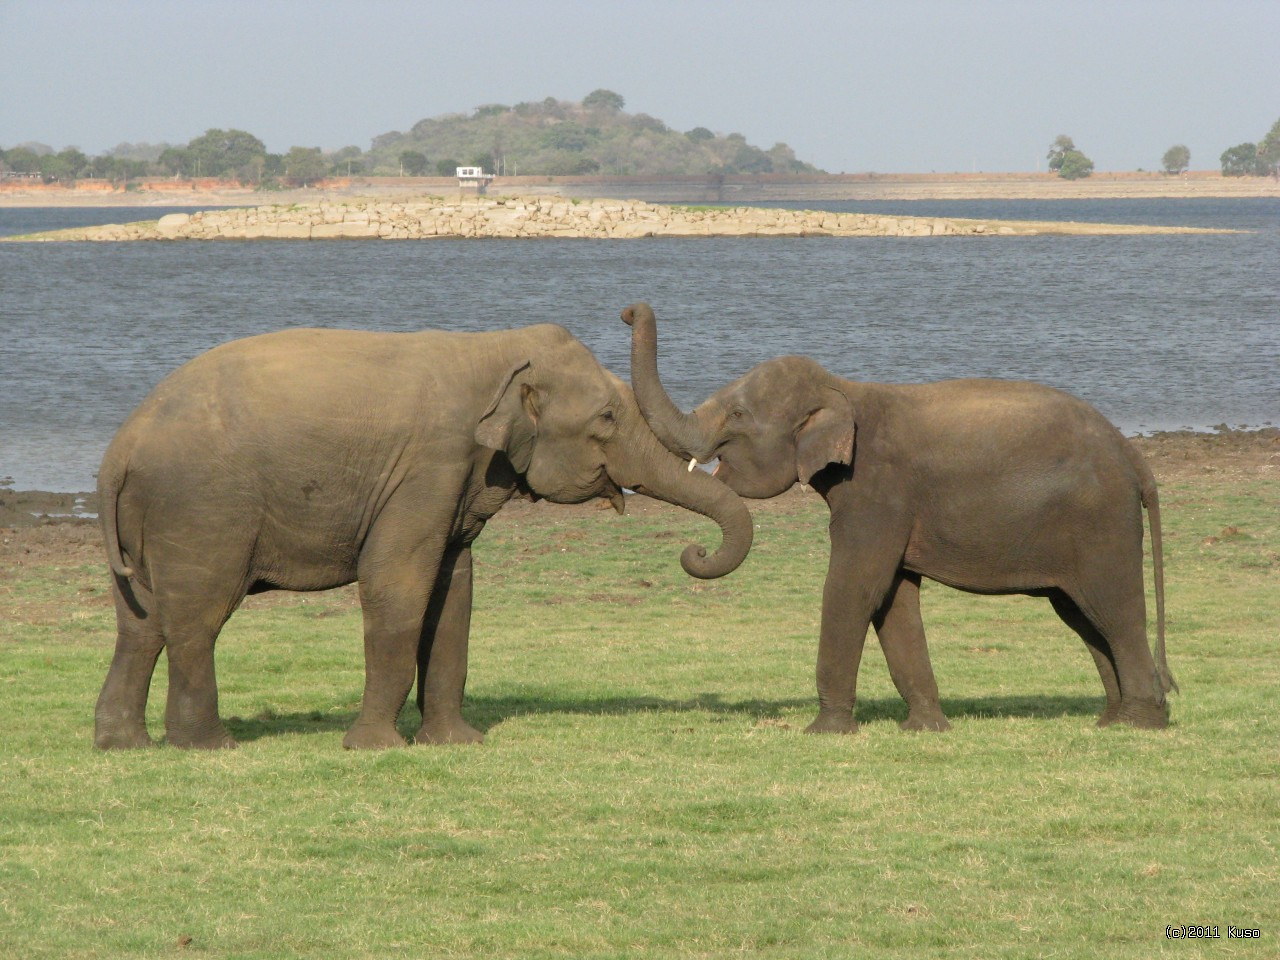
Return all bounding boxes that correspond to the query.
[1,199,1277,491]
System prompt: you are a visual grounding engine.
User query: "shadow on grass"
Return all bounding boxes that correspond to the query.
[224,691,1105,743]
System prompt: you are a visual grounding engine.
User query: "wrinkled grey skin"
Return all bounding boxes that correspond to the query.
[95,324,752,751]
[624,302,1175,733]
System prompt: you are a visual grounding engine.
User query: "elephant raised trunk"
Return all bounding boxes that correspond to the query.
[605,374,752,580]
[621,303,718,463]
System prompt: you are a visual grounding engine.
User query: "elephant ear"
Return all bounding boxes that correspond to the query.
[475,360,538,474]
[795,387,855,483]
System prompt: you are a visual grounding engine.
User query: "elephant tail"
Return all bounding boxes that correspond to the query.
[1131,446,1177,695]
[98,458,137,584]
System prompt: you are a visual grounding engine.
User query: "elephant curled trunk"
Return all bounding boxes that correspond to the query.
[607,375,752,580]
[621,303,718,464]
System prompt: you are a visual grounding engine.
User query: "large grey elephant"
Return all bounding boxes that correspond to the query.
[622,302,1175,733]
[95,323,752,750]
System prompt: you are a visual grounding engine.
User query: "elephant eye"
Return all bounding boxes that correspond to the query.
[595,408,618,440]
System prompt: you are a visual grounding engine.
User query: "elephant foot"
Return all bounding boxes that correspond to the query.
[900,710,950,732]
[804,711,859,735]
[343,721,408,750]
[1096,701,1122,727]
[414,717,484,746]
[94,720,155,750]
[1100,700,1168,730]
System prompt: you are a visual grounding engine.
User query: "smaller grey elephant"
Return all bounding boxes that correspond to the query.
[95,323,752,751]
[623,302,1176,734]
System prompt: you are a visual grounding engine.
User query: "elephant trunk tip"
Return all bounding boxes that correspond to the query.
[678,529,751,580]
[680,543,711,579]
[621,302,655,328]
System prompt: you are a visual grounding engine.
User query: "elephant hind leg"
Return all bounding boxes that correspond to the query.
[95,574,165,749]
[873,572,949,732]
[151,562,251,750]
[1049,592,1122,726]
[158,593,243,749]
[1052,581,1167,730]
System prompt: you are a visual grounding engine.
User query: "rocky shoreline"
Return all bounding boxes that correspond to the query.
[1,193,1232,242]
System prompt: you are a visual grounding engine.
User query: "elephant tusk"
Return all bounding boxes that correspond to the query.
[687,457,699,472]
[799,482,812,493]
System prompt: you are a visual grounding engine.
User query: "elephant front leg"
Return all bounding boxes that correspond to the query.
[805,542,894,735]
[414,545,484,745]
[873,571,949,732]
[346,541,446,750]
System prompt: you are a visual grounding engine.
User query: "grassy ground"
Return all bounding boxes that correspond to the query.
[1,432,1276,958]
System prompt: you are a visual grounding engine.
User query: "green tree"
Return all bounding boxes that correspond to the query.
[583,89,625,112]
[1161,144,1190,175]
[329,145,364,176]
[1220,142,1260,177]
[1047,135,1093,179]
[157,146,191,176]
[727,144,773,174]
[4,146,43,173]
[1046,134,1076,172]
[767,142,805,173]
[686,127,714,143]
[87,153,150,180]
[38,148,89,181]
[399,150,430,176]
[435,158,460,176]
[60,148,89,176]
[541,123,592,152]
[186,128,267,181]
[1058,150,1094,179]
[283,146,327,185]
[630,114,668,134]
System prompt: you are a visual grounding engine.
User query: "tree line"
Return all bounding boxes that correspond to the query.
[0,90,818,186]
[1217,116,1280,177]
[0,130,368,187]
[1046,115,1279,180]
[3,97,1276,184]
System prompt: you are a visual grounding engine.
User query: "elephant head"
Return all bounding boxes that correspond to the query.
[622,303,854,500]
[475,325,753,578]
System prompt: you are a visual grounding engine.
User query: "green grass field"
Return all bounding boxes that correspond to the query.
[1,461,1276,958]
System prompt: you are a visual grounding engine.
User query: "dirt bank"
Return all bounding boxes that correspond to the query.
[4,430,1276,577]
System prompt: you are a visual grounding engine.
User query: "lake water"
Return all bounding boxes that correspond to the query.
[1,198,1276,492]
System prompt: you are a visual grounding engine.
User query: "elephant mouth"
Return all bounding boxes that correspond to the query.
[588,467,626,513]
[601,477,626,514]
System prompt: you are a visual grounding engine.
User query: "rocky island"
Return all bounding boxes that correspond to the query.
[0,194,1230,242]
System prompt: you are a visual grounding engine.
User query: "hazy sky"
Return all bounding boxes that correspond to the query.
[2,0,1275,174]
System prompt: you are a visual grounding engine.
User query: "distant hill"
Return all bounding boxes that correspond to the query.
[365,89,823,177]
